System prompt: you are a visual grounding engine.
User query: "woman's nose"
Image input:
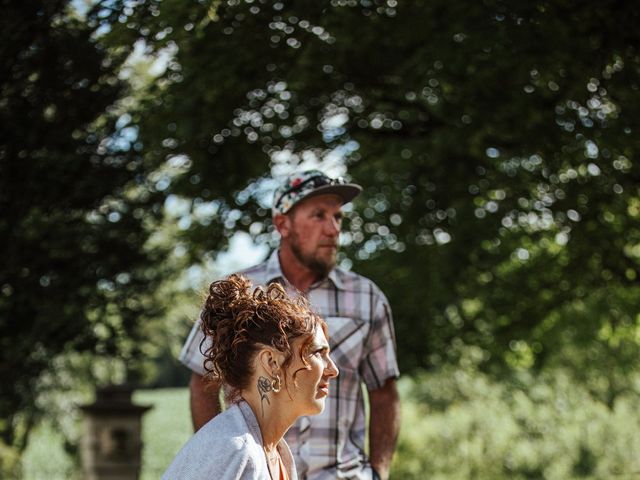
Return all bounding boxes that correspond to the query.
[326,357,339,379]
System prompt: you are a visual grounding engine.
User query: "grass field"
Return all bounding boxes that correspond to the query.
[21,388,192,480]
[135,388,192,479]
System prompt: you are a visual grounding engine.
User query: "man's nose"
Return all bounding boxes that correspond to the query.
[325,217,340,236]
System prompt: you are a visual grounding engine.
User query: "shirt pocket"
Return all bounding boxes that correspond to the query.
[325,316,368,372]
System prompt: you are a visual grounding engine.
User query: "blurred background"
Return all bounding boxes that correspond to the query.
[2,0,640,478]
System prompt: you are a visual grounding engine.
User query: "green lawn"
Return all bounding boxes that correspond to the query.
[134,388,192,480]
[20,422,77,480]
[21,388,192,480]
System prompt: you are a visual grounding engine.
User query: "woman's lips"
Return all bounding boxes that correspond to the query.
[317,383,329,396]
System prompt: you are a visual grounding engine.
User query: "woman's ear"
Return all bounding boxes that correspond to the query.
[257,348,285,376]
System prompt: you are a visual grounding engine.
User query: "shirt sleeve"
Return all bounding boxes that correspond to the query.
[178,316,209,376]
[360,285,400,390]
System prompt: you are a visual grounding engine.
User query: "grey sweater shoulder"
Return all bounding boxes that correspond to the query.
[162,401,296,480]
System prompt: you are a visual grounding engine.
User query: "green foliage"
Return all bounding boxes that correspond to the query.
[0,439,21,479]
[0,0,166,451]
[100,0,640,381]
[392,354,640,479]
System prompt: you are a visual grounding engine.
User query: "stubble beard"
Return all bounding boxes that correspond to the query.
[290,234,336,279]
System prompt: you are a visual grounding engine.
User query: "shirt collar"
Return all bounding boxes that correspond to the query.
[264,249,344,290]
[264,249,285,284]
[326,266,344,289]
[237,399,263,446]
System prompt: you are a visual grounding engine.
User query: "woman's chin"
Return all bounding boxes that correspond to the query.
[308,399,325,415]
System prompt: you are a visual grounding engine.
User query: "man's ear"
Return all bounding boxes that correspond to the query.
[273,213,291,238]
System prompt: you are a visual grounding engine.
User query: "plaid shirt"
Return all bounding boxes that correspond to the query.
[179,250,400,480]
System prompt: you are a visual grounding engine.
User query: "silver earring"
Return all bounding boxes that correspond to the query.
[271,374,281,393]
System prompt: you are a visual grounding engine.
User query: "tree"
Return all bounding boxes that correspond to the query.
[106,0,640,379]
[0,0,165,455]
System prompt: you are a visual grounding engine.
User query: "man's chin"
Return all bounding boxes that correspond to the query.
[309,257,335,278]
[291,244,337,277]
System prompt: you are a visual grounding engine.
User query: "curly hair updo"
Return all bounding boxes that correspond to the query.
[200,274,327,391]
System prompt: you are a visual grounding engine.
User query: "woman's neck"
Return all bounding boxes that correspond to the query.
[241,388,295,450]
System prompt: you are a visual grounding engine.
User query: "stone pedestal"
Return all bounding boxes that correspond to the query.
[80,385,152,480]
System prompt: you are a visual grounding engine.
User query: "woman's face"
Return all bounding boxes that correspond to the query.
[285,327,339,416]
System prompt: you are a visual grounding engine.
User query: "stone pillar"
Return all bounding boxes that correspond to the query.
[80,385,152,480]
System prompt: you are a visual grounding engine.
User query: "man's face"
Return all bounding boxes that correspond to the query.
[282,194,344,277]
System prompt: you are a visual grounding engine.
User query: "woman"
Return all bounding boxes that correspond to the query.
[162,274,339,480]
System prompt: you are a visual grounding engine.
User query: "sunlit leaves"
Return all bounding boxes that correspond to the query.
[103,0,640,382]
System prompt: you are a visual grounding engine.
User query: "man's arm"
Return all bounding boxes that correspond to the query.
[189,372,222,431]
[369,377,400,480]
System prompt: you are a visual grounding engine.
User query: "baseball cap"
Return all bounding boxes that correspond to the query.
[272,170,362,216]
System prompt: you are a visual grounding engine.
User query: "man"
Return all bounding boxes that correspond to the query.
[180,170,400,479]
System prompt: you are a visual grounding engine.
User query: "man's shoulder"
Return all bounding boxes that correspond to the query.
[234,260,272,284]
[333,267,388,300]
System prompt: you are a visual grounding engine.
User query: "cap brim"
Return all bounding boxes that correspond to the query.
[298,183,362,206]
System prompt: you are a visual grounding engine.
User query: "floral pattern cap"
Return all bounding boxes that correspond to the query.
[272,170,362,216]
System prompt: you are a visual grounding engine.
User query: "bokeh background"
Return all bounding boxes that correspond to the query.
[3,0,640,478]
